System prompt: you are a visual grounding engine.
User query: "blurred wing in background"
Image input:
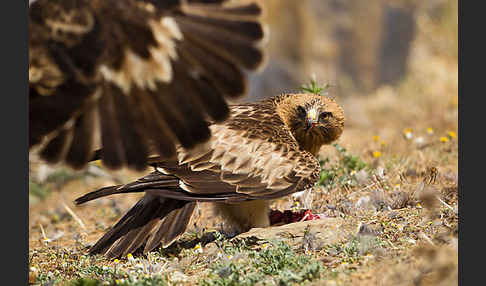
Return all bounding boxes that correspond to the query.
[29,0,267,171]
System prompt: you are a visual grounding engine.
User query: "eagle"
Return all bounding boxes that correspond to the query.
[75,93,345,258]
[29,0,267,171]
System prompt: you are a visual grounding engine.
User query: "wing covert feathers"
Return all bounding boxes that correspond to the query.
[29,0,267,170]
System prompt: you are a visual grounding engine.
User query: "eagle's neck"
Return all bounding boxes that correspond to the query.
[292,127,326,156]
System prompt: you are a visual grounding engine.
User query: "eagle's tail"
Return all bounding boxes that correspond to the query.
[75,171,196,258]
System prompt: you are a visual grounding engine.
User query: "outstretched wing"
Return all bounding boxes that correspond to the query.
[151,100,321,200]
[29,0,267,170]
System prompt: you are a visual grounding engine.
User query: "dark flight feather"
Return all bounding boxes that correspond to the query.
[29,0,267,170]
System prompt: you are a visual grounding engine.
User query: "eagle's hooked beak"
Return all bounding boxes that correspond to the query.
[306,109,318,131]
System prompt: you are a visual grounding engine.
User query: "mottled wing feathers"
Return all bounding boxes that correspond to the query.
[29,0,266,170]
[74,170,244,205]
[156,100,321,200]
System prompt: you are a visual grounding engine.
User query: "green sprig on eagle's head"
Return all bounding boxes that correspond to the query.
[300,76,331,96]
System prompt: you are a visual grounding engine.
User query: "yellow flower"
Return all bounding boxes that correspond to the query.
[403,128,413,140]
[440,136,449,143]
[127,253,134,260]
[373,135,380,142]
[447,131,457,139]
[449,96,458,107]
[426,128,434,135]
[194,243,203,253]
[372,151,382,158]
[113,259,120,264]
[380,141,386,147]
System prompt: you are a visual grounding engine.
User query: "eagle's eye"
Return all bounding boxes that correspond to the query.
[319,111,332,123]
[297,105,306,119]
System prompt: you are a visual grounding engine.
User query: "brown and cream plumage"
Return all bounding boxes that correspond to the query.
[75,93,344,258]
[29,0,267,170]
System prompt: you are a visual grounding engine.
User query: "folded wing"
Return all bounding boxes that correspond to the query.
[153,101,321,200]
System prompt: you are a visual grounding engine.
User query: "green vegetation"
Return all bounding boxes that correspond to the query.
[68,276,168,286]
[29,180,51,202]
[317,143,367,189]
[324,236,384,265]
[201,240,324,286]
[300,77,330,96]
[29,168,83,204]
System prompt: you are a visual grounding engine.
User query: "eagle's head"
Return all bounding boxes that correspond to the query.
[278,93,345,156]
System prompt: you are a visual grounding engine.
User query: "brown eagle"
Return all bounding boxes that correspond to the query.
[29,0,267,170]
[75,93,345,258]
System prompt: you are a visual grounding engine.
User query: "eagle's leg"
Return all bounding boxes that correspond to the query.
[213,200,270,234]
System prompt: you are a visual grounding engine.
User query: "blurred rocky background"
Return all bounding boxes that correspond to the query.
[246,0,457,101]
